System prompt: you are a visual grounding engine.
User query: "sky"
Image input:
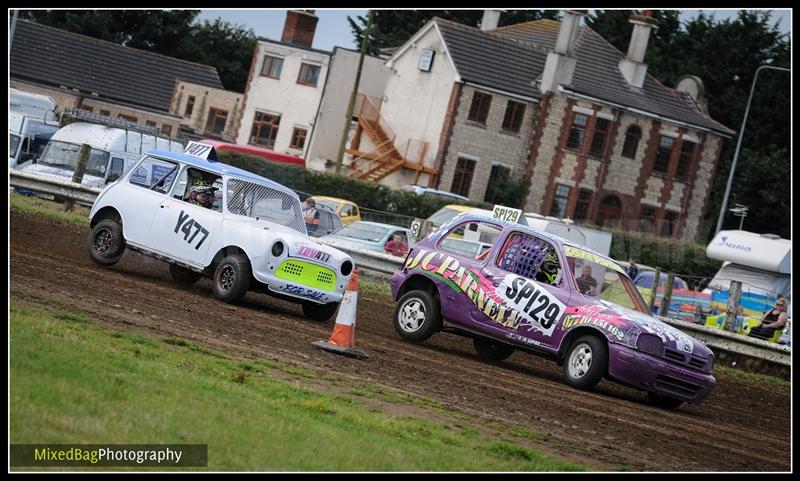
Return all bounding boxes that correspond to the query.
[197,9,791,52]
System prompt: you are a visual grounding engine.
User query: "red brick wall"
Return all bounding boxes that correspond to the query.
[282,11,318,48]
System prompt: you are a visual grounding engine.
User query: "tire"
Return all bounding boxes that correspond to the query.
[302,302,338,323]
[88,219,125,266]
[393,290,441,343]
[474,338,515,363]
[212,254,251,303]
[648,392,685,410]
[169,264,202,285]
[563,335,608,390]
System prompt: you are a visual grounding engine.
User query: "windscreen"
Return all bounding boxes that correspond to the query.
[332,223,391,242]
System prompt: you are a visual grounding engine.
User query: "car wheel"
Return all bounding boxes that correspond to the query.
[648,392,684,410]
[88,219,125,266]
[169,264,202,285]
[393,290,441,343]
[302,302,338,323]
[563,335,607,390]
[473,338,515,363]
[212,254,251,303]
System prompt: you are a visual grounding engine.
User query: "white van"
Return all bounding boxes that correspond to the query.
[525,213,613,257]
[9,111,60,168]
[22,122,184,188]
[9,89,58,122]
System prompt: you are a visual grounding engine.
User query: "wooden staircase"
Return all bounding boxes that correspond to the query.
[345,94,436,184]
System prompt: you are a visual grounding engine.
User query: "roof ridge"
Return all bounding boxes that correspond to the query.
[491,18,560,32]
[17,19,221,77]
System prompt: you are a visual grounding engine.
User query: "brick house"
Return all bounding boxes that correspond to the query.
[345,10,734,241]
[170,80,243,142]
[9,19,226,139]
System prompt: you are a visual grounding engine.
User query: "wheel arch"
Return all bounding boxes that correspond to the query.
[90,206,122,228]
[557,325,613,362]
[209,245,251,271]
[395,273,442,303]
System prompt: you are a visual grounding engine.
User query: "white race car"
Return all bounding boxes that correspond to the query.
[87,148,354,322]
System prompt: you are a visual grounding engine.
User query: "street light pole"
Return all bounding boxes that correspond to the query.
[714,65,790,236]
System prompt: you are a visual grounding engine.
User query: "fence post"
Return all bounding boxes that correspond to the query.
[64,143,91,212]
[648,267,661,313]
[659,273,675,317]
[725,280,743,333]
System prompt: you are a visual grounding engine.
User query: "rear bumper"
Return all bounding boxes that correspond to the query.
[607,344,716,403]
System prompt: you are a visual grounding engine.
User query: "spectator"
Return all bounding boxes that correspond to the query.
[749,298,789,340]
[384,234,409,257]
[732,306,746,333]
[576,264,598,295]
[627,259,639,280]
[302,198,319,225]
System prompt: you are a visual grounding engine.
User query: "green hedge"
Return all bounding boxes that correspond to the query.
[605,227,722,283]
[219,151,490,219]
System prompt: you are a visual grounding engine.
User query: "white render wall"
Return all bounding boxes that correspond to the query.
[378,24,457,189]
[306,48,391,169]
[236,40,330,157]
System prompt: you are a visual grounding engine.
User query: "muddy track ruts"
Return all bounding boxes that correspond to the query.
[10,212,790,471]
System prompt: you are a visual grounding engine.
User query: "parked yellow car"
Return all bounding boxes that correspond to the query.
[310,196,361,225]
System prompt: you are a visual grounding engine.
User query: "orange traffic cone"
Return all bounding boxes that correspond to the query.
[312,269,368,360]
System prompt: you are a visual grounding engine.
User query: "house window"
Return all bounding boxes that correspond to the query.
[589,118,611,156]
[290,127,307,150]
[451,157,476,197]
[484,164,511,203]
[467,92,492,124]
[661,211,678,237]
[249,111,281,148]
[640,206,657,233]
[100,109,111,117]
[161,124,173,137]
[184,96,196,118]
[653,135,674,173]
[573,189,593,222]
[145,120,157,127]
[118,114,137,123]
[675,140,695,179]
[622,126,641,158]
[297,63,321,87]
[261,55,284,79]
[205,108,229,135]
[83,106,94,113]
[501,100,526,132]
[566,113,588,150]
[549,184,570,218]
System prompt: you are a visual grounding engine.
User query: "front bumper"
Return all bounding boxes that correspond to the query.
[251,255,346,305]
[607,344,716,403]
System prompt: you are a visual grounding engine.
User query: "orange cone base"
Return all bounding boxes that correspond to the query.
[311,340,369,360]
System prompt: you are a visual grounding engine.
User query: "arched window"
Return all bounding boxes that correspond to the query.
[621,126,642,158]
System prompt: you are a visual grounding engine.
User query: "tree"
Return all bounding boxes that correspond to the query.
[348,10,560,54]
[17,10,256,92]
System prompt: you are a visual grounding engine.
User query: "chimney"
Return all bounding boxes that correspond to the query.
[539,10,587,94]
[618,10,658,88]
[281,9,319,48]
[480,10,502,31]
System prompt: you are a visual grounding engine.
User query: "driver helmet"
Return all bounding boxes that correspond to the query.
[188,179,216,208]
[539,250,561,284]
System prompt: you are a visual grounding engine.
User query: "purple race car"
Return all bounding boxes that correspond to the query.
[389,214,716,409]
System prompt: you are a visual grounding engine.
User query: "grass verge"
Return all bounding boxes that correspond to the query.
[10,297,585,472]
[10,191,90,226]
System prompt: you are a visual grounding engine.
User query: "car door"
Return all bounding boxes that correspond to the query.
[122,156,180,246]
[148,167,222,266]
[489,231,572,350]
[430,219,504,330]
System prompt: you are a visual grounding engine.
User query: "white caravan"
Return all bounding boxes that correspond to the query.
[9,111,60,168]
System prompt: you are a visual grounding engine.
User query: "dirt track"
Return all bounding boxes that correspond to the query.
[10,211,791,471]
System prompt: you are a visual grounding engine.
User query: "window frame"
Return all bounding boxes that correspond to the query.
[653,135,674,173]
[261,54,284,79]
[573,189,593,222]
[483,164,511,203]
[549,183,571,218]
[467,91,492,124]
[495,230,566,289]
[675,140,695,180]
[436,219,504,261]
[621,125,641,158]
[501,100,526,132]
[249,111,281,148]
[566,113,589,150]
[184,95,196,118]
[290,127,308,150]
[589,117,611,156]
[297,63,321,87]
[205,108,230,135]
[450,157,477,197]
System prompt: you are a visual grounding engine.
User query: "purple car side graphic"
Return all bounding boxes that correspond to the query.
[390,214,715,409]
